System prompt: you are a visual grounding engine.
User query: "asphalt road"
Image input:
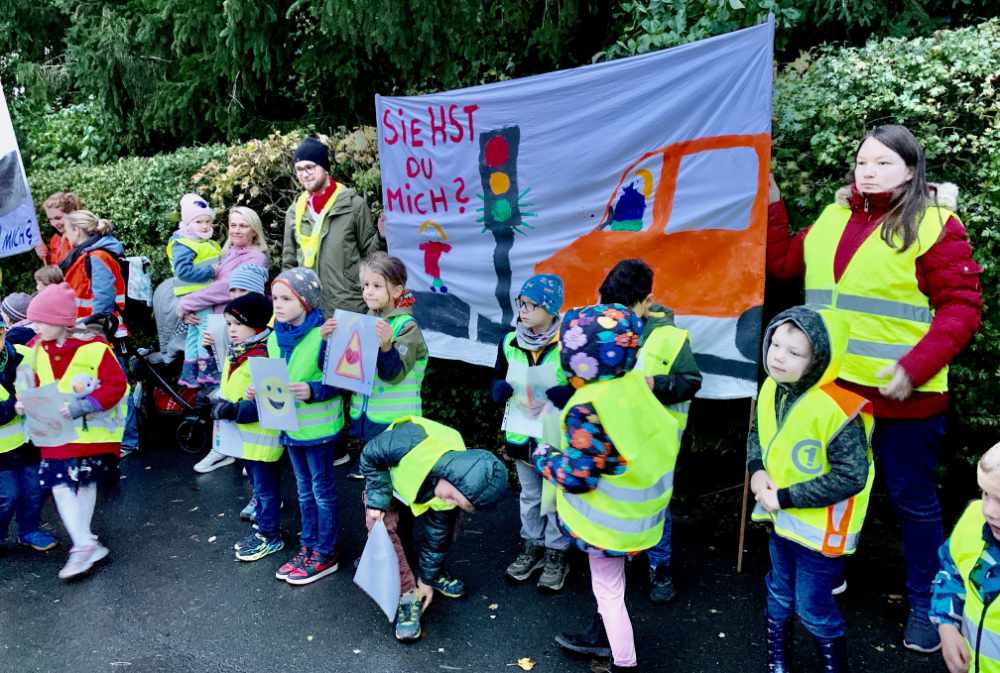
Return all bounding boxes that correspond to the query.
[0,443,947,673]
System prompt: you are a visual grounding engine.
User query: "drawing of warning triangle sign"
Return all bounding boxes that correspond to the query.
[334,330,365,381]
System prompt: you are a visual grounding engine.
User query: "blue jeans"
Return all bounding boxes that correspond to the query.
[245,460,281,539]
[0,465,45,539]
[286,442,339,555]
[873,415,946,613]
[766,533,846,639]
[647,507,672,571]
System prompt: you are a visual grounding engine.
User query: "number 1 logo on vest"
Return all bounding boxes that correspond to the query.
[791,439,823,475]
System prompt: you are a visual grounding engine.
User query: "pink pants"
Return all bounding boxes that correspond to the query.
[589,554,637,667]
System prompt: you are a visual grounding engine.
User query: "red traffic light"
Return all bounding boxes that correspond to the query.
[484,136,509,168]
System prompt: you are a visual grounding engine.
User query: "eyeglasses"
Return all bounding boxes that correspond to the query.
[295,163,320,175]
[517,299,539,313]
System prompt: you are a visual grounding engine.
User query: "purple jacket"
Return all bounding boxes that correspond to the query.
[178,246,269,314]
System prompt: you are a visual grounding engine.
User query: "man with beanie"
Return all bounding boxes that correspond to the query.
[360,416,508,641]
[0,293,36,346]
[282,136,383,314]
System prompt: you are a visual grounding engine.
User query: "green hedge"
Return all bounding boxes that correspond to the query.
[772,19,1000,439]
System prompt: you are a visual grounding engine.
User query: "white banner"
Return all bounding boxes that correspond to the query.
[0,79,41,258]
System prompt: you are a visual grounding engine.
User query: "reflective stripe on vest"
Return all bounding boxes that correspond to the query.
[293,184,346,269]
[217,357,283,462]
[350,314,427,425]
[751,376,874,557]
[500,331,564,446]
[387,416,465,516]
[0,386,26,452]
[167,237,222,296]
[803,204,952,392]
[29,341,128,444]
[266,330,343,441]
[554,370,680,553]
[949,501,1000,672]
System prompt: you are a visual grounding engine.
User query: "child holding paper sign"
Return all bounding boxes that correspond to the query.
[207,293,285,562]
[491,274,570,592]
[17,283,129,580]
[321,252,428,474]
[258,268,344,585]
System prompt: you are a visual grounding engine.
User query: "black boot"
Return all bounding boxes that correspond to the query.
[815,636,849,673]
[554,611,612,657]
[766,618,792,673]
[610,664,639,672]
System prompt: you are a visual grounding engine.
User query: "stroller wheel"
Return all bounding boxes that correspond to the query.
[176,417,209,455]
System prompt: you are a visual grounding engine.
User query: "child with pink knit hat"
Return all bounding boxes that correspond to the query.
[167,194,222,388]
[16,283,129,580]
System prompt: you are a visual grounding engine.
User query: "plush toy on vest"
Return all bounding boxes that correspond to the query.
[359,416,507,642]
[748,306,874,673]
[535,304,681,672]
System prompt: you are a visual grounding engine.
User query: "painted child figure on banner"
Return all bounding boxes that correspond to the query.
[359,416,507,642]
[207,293,286,564]
[417,220,452,294]
[598,259,702,605]
[321,252,428,478]
[748,306,874,673]
[492,274,571,592]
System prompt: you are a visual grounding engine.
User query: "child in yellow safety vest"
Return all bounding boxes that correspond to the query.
[320,252,428,472]
[206,293,285,563]
[931,440,1000,673]
[359,416,507,642]
[747,306,874,673]
[491,273,571,591]
[597,258,702,605]
[535,304,681,673]
[0,315,57,553]
[261,268,343,586]
[168,193,222,388]
[17,283,129,581]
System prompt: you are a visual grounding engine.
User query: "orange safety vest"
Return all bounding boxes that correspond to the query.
[64,250,129,338]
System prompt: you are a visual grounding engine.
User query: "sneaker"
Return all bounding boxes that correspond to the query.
[537,548,569,592]
[347,468,365,480]
[903,608,942,653]
[832,580,848,596]
[58,543,109,580]
[236,533,285,562]
[285,550,339,585]
[333,453,351,467]
[120,445,138,458]
[554,612,612,657]
[506,542,545,582]
[193,450,235,474]
[395,596,423,642]
[275,546,311,580]
[649,565,676,603]
[240,496,257,522]
[430,573,465,598]
[18,531,58,552]
[234,530,262,551]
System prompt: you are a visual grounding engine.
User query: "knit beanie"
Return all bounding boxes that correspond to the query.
[26,282,78,328]
[1,292,33,324]
[225,293,273,332]
[180,193,214,232]
[560,303,642,388]
[228,264,268,295]
[272,267,323,313]
[293,137,330,172]
[518,274,564,317]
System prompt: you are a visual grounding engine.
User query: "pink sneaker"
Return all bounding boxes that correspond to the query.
[58,543,109,579]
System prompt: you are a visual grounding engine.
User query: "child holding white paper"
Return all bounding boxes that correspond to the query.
[491,273,570,592]
[17,283,128,580]
[206,293,284,562]
[320,252,428,476]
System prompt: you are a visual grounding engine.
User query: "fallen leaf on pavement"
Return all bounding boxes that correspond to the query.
[489,603,499,611]
[516,657,535,670]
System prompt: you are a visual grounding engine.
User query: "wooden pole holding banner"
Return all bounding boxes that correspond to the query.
[736,397,757,574]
